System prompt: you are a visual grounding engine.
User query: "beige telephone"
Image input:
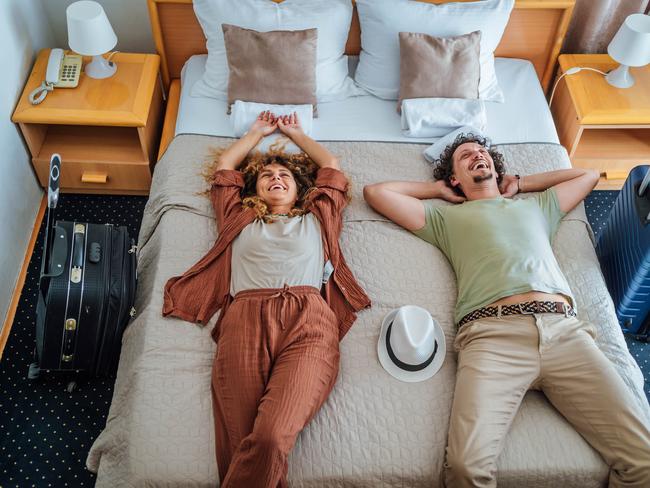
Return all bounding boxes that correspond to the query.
[29,49,83,105]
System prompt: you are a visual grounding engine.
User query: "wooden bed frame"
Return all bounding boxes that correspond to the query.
[149,0,576,159]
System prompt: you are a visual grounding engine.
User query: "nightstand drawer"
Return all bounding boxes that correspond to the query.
[33,159,151,194]
[571,128,650,189]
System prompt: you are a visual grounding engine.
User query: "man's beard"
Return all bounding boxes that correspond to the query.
[472,172,494,183]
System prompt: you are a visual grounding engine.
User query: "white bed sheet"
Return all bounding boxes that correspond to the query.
[175,55,559,145]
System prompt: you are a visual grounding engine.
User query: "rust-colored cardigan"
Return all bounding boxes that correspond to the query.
[163,167,371,341]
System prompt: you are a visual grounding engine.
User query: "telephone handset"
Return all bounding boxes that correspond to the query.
[29,49,82,105]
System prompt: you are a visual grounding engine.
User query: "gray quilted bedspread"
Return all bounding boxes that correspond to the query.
[86,135,649,487]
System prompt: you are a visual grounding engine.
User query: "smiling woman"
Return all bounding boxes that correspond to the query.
[164,110,370,487]
[205,147,319,222]
[244,154,318,220]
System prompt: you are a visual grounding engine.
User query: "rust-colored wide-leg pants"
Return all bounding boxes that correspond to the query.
[212,285,340,488]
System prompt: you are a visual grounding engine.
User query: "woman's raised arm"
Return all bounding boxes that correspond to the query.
[217,111,278,170]
[278,112,339,170]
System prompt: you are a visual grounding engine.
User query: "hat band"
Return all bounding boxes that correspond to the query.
[386,322,438,372]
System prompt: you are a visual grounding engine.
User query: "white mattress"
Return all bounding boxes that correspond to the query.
[175,55,559,145]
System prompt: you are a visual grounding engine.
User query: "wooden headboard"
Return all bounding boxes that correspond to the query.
[147,0,575,93]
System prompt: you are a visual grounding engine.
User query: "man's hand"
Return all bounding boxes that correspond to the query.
[364,179,464,231]
[433,179,466,203]
[508,169,599,213]
[250,110,278,136]
[277,112,304,140]
[499,174,520,198]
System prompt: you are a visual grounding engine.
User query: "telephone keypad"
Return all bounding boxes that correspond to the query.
[57,54,82,88]
[62,66,78,82]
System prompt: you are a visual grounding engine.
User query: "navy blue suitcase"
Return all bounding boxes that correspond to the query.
[596,165,650,340]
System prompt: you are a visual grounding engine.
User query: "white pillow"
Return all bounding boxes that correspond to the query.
[401,99,486,138]
[230,101,314,137]
[191,0,363,102]
[423,125,486,162]
[354,0,514,103]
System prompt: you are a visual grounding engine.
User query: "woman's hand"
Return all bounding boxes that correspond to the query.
[250,110,278,136]
[433,179,466,203]
[277,112,304,140]
[499,174,520,198]
[277,112,339,168]
[216,111,276,170]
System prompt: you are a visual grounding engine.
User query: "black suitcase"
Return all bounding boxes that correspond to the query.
[28,154,138,390]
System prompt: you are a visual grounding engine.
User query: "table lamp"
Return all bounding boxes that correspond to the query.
[66,1,118,79]
[606,13,650,88]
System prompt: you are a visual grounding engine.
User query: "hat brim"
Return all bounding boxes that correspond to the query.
[377,308,447,383]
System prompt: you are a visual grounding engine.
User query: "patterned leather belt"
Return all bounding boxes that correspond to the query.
[458,300,576,328]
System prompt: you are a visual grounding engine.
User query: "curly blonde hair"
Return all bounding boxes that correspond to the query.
[204,140,320,222]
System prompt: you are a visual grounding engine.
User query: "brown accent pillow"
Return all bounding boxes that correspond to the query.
[398,30,481,113]
[222,24,318,114]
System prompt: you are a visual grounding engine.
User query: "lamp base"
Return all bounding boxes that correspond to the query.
[85,55,117,79]
[606,64,634,88]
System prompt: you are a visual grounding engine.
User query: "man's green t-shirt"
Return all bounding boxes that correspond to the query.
[413,189,575,324]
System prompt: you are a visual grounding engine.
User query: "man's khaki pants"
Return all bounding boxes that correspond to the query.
[443,313,650,488]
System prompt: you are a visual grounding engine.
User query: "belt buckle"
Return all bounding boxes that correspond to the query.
[562,302,573,318]
[517,302,535,315]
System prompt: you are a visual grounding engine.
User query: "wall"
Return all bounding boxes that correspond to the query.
[43,0,156,54]
[0,1,55,331]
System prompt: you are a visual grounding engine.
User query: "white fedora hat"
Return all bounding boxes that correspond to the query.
[377,305,446,382]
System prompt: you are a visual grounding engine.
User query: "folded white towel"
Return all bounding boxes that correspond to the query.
[230,100,314,137]
[423,125,486,163]
[400,98,486,138]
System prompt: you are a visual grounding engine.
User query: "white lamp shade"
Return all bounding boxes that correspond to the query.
[67,1,117,56]
[607,13,650,67]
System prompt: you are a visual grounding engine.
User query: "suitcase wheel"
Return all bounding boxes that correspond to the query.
[66,381,77,393]
[28,362,41,380]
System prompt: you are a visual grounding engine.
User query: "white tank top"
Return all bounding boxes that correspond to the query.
[230,213,324,295]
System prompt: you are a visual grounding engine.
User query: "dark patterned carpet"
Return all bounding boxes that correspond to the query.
[0,190,647,487]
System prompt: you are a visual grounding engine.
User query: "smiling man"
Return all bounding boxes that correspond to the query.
[364,133,650,488]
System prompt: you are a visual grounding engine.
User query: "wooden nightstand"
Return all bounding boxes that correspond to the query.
[12,49,163,195]
[550,54,650,190]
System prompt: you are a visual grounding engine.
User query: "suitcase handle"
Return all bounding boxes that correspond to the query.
[47,154,61,209]
[41,154,61,278]
[70,224,85,284]
[639,167,650,197]
[73,229,84,268]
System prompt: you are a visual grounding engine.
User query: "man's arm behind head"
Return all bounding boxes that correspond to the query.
[520,169,600,213]
[363,180,464,232]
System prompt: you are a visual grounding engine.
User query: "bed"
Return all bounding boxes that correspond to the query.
[86,1,650,486]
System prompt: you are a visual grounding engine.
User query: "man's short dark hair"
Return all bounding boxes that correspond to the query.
[432,133,506,197]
